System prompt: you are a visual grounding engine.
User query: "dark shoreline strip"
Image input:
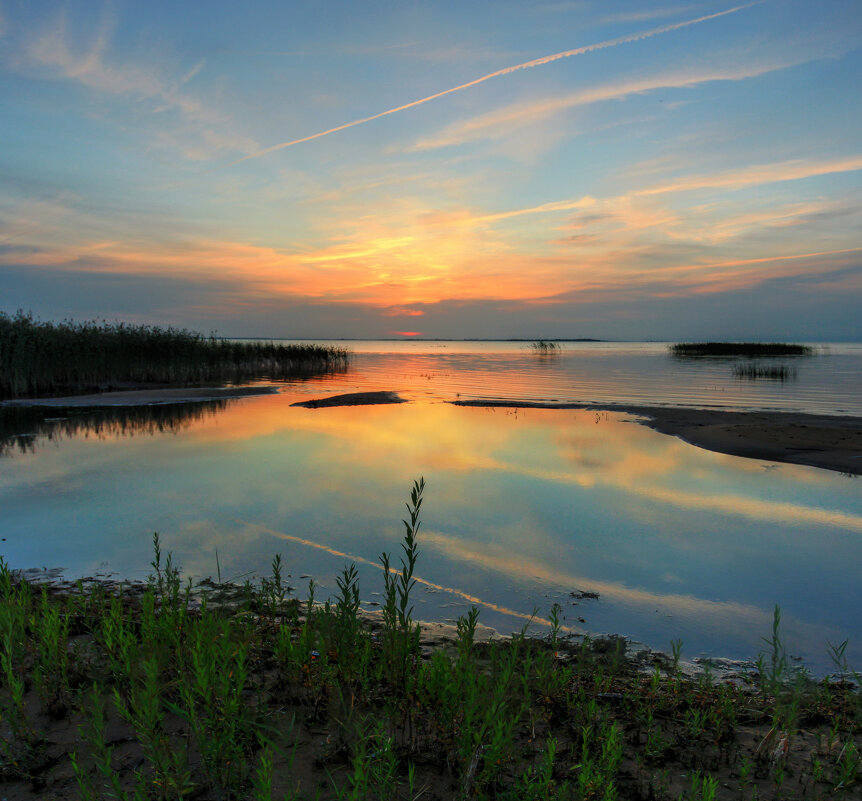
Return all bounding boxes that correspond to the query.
[0,385,280,408]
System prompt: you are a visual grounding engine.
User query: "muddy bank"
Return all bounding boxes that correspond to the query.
[630,406,862,476]
[3,567,858,801]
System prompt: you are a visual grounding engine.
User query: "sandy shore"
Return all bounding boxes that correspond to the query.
[452,399,862,475]
[0,385,279,407]
[628,406,862,476]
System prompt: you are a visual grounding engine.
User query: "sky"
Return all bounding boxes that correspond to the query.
[1,0,861,340]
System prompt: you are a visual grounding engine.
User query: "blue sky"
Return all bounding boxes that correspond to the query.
[1,0,861,339]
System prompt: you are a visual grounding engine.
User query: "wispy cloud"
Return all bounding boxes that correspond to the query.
[408,61,789,152]
[635,156,862,196]
[407,155,862,236]
[670,199,862,244]
[17,12,256,160]
[600,5,699,25]
[459,196,598,226]
[25,13,158,97]
[211,3,757,171]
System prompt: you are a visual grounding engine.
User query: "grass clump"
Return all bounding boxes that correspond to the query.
[670,342,813,358]
[0,310,348,399]
[530,340,562,355]
[1,483,861,799]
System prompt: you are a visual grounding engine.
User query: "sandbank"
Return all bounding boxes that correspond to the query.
[0,385,279,408]
[451,399,862,476]
[291,390,406,408]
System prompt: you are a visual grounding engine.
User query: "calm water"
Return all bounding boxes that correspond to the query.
[277,340,862,415]
[1,341,861,673]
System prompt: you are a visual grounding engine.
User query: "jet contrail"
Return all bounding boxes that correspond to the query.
[212,2,760,172]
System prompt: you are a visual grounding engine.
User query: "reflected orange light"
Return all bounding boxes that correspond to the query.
[181,395,862,535]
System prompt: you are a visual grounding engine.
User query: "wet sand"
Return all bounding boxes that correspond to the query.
[452,399,862,476]
[626,406,862,476]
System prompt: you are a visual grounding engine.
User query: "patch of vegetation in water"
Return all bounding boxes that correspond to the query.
[670,342,814,358]
[530,340,562,354]
[0,310,349,399]
[1,479,860,800]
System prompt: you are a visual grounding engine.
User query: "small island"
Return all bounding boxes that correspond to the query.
[669,342,814,358]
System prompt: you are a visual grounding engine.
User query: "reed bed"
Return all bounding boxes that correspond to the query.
[1,479,860,800]
[670,342,813,358]
[0,311,348,399]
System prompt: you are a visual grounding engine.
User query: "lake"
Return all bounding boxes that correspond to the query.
[1,341,861,673]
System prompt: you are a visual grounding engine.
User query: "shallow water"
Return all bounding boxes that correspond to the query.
[1,342,861,673]
[276,340,862,416]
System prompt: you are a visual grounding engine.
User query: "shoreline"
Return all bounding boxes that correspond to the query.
[3,385,860,475]
[3,564,858,800]
[11,567,754,684]
[0,385,279,407]
[451,399,862,476]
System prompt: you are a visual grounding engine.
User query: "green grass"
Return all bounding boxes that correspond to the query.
[670,342,813,358]
[1,482,860,799]
[0,310,348,399]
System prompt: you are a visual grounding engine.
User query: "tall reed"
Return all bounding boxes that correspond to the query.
[0,310,348,399]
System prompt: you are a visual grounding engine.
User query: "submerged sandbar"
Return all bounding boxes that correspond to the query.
[291,390,406,408]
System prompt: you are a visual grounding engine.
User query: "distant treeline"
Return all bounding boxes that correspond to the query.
[0,311,348,399]
[670,342,813,358]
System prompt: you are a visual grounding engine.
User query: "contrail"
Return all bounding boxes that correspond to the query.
[212,2,759,172]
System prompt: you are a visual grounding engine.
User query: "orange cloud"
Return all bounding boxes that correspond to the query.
[380,307,425,317]
[5,148,861,315]
[636,155,862,197]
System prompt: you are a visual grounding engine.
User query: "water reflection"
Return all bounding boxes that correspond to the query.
[294,343,862,415]
[0,401,230,457]
[0,391,860,673]
[732,362,797,382]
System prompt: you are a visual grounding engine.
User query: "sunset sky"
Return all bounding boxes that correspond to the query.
[1,1,860,340]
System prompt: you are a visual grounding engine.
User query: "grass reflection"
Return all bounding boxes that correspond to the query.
[0,402,230,457]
